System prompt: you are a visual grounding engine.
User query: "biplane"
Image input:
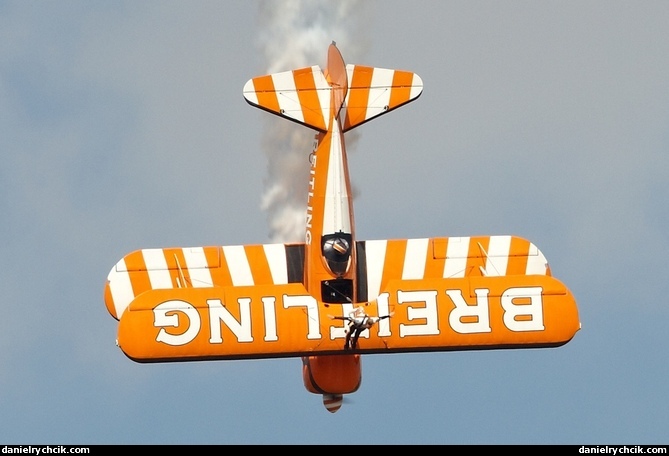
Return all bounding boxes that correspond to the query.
[104,43,580,413]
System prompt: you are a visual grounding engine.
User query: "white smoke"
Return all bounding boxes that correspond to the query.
[255,0,370,243]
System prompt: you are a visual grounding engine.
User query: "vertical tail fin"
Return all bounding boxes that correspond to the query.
[325,42,348,116]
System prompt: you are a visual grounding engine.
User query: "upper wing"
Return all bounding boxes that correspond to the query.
[105,243,305,320]
[355,235,552,302]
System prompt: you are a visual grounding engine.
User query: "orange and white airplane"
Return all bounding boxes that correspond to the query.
[104,43,580,413]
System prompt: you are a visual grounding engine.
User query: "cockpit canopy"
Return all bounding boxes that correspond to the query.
[321,232,352,277]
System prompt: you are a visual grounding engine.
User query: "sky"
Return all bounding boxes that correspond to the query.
[1,0,668,445]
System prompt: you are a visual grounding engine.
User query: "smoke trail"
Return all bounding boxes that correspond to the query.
[256,0,369,243]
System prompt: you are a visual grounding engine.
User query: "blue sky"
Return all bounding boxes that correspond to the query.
[1,0,668,444]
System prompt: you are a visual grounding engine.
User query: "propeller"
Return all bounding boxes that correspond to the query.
[322,393,355,413]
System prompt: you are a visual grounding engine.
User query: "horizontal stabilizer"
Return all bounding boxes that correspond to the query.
[243,66,332,131]
[341,65,423,131]
[243,64,423,133]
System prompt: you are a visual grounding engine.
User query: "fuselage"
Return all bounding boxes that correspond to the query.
[303,43,356,305]
[300,44,362,411]
[304,116,357,303]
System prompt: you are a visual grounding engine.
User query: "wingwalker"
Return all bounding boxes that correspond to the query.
[104,43,580,413]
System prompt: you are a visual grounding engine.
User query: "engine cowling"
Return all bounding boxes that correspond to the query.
[302,354,361,413]
[302,354,361,394]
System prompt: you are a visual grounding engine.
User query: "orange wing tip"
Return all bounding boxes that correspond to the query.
[322,394,343,413]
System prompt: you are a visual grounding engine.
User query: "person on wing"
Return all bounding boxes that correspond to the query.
[330,306,392,351]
